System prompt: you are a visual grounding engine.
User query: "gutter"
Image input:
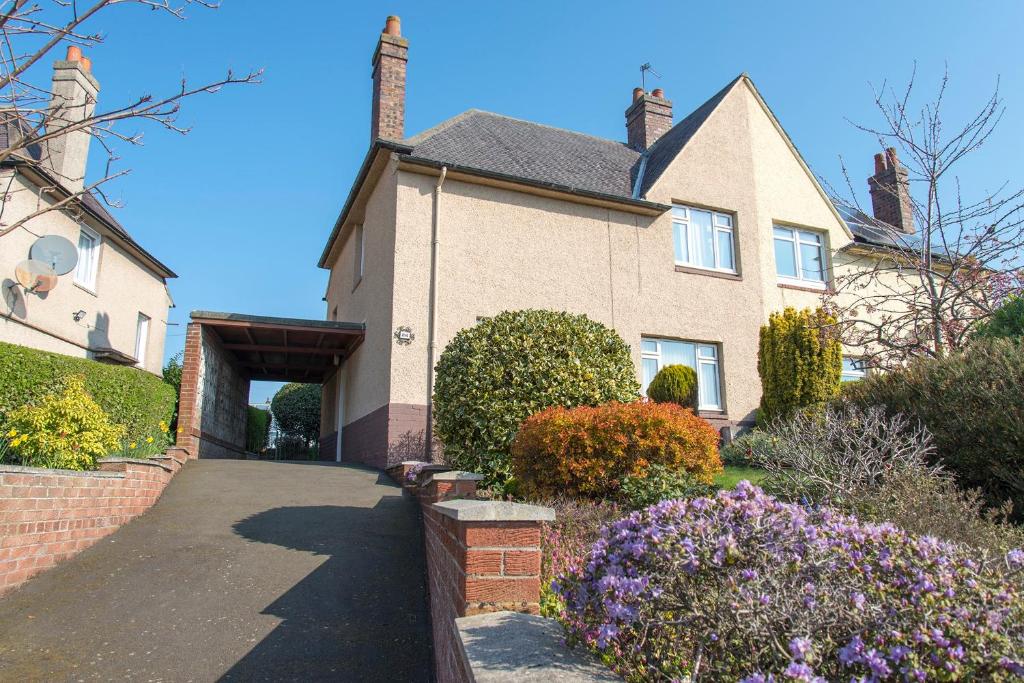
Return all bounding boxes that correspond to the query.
[425,166,447,461]
[397,154,670,215]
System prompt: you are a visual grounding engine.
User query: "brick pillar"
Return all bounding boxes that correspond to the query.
[419,471,483,504]
[176,322,202,459]
[423,498,554,682]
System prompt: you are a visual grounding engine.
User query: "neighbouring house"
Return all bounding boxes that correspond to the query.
[317,15,917,468]
[0,47,175,375]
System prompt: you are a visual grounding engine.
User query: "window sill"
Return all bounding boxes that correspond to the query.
[777,281,831,295]
[674,265,742,281]
[73,282,98,297]
[698,410,728,419]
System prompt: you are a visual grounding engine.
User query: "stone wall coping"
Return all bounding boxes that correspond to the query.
[455,612,619,682]
[0,464,124,478]
[98,457,175,473]
[425,471,486,483]
[433,499,555,522]
[151,453,186,466]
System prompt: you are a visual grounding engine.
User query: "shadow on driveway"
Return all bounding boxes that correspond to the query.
[0,460,433,682]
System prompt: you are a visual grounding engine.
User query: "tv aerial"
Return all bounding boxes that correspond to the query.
[29,234,78,276]
[14,259,58,293]
[640,62,661,91]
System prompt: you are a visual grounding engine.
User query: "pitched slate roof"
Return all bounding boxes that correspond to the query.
[404,110,642,198]
[400,77,744,204]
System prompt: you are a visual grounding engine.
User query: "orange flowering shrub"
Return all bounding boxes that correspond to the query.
[511,401,722,499]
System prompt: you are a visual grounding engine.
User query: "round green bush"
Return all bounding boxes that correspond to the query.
[433,309,640,486]
[271,383,321,445]
[646,364,698,410]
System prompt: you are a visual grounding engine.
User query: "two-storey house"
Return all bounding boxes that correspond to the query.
[318,16,915,468]
[0,47,175,375]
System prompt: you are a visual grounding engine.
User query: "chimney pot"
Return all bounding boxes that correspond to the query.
[651,87,664,98]
[65,46,82,62]
[632,87,644,102]
[384,15,401,36]
[80,56,92,72]
[885,146,898,165]
[873,152,886,175]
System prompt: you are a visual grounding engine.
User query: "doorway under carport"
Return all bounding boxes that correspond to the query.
[177,311,364,460]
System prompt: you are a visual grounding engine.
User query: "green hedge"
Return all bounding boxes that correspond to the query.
[0,341,176,443]
[246,406,271,453]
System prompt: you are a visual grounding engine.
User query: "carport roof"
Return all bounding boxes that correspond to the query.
[190,311,365,383]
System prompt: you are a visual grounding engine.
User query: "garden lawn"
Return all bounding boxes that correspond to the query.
[715,466,765,489]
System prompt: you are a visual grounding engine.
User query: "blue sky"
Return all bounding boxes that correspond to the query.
[51,0,1024,402]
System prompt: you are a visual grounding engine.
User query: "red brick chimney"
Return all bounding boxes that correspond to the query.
[625,87,672,151]
[371,15,408,142]
[868,147,915,233]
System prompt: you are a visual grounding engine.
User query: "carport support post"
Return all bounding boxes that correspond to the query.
[176,322,203,459]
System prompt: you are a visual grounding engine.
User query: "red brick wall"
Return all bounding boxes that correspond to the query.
[0,455,183,595]
[416,477,547,683]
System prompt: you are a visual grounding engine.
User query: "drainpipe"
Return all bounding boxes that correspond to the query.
[425,166,447,461]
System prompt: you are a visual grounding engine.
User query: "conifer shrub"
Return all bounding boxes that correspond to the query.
[646,364,698,411]
[757,307,842,423]
[511,401,721,499]
[433,310,639,487]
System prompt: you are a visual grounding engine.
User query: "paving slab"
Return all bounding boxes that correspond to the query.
[0,460,433,682]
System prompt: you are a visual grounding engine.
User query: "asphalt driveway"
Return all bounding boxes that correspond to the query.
[0,460,433,682]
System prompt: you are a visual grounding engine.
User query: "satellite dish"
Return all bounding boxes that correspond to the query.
[30,235,78,275]
[15,259,58,293]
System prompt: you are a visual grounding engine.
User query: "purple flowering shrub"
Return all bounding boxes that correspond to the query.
[555,482,1024,681]
[404,462,426,484]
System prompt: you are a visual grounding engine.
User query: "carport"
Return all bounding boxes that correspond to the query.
[177,311,364,460]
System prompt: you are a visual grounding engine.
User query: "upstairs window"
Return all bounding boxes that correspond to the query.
[641,337,723,411]
[74,226,100,290]
[672,205,736,273]
[773,225,826,286]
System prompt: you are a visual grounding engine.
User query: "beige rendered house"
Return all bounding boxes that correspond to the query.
[318,16,915,468]
[0,48,175,375]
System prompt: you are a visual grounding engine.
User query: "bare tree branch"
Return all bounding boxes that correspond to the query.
[825,68,1024,369]
[0,0,260,236]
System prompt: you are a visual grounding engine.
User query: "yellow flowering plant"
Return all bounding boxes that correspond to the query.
[4,375,124,470]
[117,418,173,458]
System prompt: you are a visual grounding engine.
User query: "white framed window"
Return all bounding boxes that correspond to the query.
[641,336,723,411]
[353,224,365,284]
[841,357,867,382]
[74,225,100,290]
[773,225,826,286]
[135,313,150,367]
[672,205,736,273]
